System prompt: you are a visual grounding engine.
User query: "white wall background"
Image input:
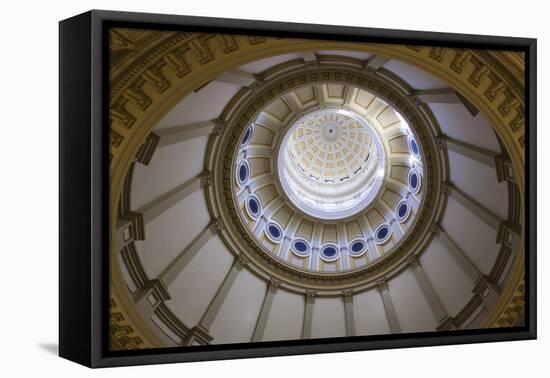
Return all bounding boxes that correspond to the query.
[0,0,546,376]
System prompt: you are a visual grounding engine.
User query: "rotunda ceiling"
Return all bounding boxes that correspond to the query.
[110,35,524,348]
[231,78,428,277]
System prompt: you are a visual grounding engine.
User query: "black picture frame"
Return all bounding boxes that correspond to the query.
[59,9,537,368]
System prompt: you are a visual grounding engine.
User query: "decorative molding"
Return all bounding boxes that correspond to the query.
[268,279,281,294]
[453,293,484,327]
[154,302,190,345]
[234,254,250,270]
[212,118,228,137]
[430,222,441,236]
[376,278,389,292]
[305,290,317,304]
[118,211,145,242]
[493,276,525,328]
[473,275,501,295]
[208,217,225,234]
[436,316,457,331]
[342,289,354,303]
[134,132,160,165]
[183,325,213,346]
[109,298,147,350]
[120,242,149,289]
[406,254,420,268]
[201,170,214,188]
[136,278,171,304]
[495,153,516,183]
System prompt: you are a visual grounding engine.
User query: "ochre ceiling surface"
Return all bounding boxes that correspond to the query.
[109,28,525,350]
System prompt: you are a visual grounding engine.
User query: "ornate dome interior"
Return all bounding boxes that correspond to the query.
[110,31,525,349]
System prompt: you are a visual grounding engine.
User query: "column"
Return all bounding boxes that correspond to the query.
[367,238,380,260]
[343,290,356,337]
[364,55,390,71]
[302,291,316,339]
[134,133,160,165]
[216,69,256,87]
[408,255,449,323]
[279,214,301,260]
[309,224,322,270]
[433,224,480,280]
[445,182,521,285]
[133,278,171,320]
[115,215,143,249]
[472,275,502,310]
[251,279,280,342]
[414,88,462,104]
[279,213,302,261]
[413,88,478,116]
[253,197,284,237]
[390,219,404,239]
[495,153,518,184]
[337,223,350,270]
[343,85,356,108]
[407,192,421,212]
[357,216,380,260]
[155,120,217,147]
[301,51,317,64]
[198,254,249,332]
[314,84,326,108]
[159,218,223,286]
[132,218,224,319]
[445,182,502,232]
[136,171,210,225]
[439,135,498,168]
[433,224,501,311]
[377,279,401,333]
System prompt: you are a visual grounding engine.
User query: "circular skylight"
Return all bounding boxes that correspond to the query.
[277,108,385,220]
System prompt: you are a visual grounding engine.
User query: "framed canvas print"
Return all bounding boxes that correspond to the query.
[59,10,536,368]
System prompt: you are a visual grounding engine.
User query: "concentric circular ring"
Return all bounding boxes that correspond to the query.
[217,66,442,285]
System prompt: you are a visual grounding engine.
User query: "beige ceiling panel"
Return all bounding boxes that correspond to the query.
[365,98,388,118]
[264,98,292,122]
[263,289,305,342]
[354,89,375,109]
[251,125,276,147]
[294,85,316,105]
[326,84,345,101]
[388,135,409,154]
[248,157,271,177]
[271,204,294,228]
[390,165,410,185]
[254,184,278,205]
[366,208,386,227]
[321,224,338,243]
[345,220,363,240]
[382,189,403,209]
[294,218,314,240]
[377,106,401,128]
